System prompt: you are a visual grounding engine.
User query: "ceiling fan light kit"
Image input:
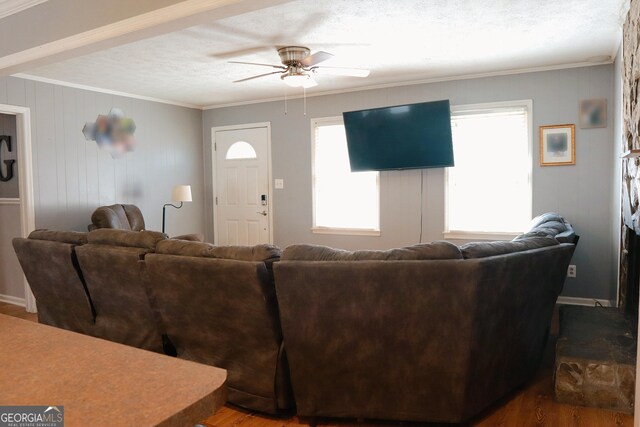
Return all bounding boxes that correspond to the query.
[230,45,370,88]
[281,73,308,87]
[281,68,317,88]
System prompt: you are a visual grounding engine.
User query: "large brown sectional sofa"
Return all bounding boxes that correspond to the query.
[13,228,292,414]
[12,212,576,423]
[144,239,292,413]
[275,238,574,423]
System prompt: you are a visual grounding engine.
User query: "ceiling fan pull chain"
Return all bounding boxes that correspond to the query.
[284,86,288,115]
[303,86,307,116]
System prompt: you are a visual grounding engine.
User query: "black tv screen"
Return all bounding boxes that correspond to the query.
[342,100,454,171]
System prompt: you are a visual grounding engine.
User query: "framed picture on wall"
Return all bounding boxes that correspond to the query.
[579,98,607,128]
[539,124,575,166]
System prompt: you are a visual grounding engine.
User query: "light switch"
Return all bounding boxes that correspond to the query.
[275,179,284,189]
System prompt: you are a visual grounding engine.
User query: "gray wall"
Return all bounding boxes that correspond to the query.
[0,113,18,198]
[203,65,616,301]
[0,76,204,300]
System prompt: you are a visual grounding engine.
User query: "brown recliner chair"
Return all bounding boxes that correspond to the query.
[144,239,293,414]
[89,204,145,231]
[75,229,168,353]
[89,204,203,242]
[12,230,95,335]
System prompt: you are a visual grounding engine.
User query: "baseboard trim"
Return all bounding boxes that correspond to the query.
[557,296,614,307]
[0,293,26,307]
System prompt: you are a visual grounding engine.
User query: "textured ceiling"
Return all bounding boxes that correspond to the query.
[22,0,625,108]
[0,0,47,19]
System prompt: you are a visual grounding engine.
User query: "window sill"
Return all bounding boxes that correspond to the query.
[443,231,520,241]
[311,227,381,237]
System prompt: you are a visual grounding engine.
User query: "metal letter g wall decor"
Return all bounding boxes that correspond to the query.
[0,135,15,182]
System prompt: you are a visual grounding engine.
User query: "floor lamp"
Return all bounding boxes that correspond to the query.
[162,185,192,234]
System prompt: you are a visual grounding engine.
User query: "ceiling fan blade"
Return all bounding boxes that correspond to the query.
[211,46,274,59]
[314,66,370,77]
[300,51,334,67]
[212,43,368,60]
[229,61,286,69]
[303,78,318,88]
[233,71,283,83]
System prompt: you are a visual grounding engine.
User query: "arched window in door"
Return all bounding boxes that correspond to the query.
[225,141,257,160]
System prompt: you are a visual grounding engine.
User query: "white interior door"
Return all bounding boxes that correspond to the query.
[214,126,271,245]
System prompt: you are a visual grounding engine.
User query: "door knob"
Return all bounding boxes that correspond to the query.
[257,210,267,216]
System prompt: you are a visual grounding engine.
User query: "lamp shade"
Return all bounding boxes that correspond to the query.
[171,185,192,202]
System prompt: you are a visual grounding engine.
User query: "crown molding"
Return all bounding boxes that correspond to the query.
[14,59,613,112]
[13,73,201,109]
[202,60,614,110]
[0,0,47,20]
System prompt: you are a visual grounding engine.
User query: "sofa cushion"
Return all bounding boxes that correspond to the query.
[156,239,212,257]
[282,242,463,261]
[122,204,145,231]
[171,233,205,242]
[514,230,576,244]
[87,229,167,250]
[209,244,282,262]
[155,239,282,262]
[29,229,88,245]
[459,237,558,259]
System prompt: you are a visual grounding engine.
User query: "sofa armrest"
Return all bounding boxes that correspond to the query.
[555,230,577,244]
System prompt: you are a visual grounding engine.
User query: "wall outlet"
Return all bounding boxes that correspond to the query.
[274,179,284,189]
[567,265,576,278]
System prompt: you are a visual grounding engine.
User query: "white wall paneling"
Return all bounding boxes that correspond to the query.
[0,75,204,300]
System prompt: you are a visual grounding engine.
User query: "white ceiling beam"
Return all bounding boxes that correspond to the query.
[0,0,292,76]
[0,0,48,20]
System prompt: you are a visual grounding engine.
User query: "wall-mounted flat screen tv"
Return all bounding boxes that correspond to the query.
[343,100,454,171]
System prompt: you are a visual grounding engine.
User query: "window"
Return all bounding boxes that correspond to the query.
[445,100,532,239]
[312,117,380,235]
[226,141,257,159]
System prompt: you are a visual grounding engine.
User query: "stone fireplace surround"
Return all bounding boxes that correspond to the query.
[554,0,640,412]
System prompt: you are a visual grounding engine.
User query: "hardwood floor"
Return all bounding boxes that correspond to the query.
[0,301,36,321]
[0,302,633,426]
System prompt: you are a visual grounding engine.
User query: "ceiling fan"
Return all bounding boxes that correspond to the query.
[230,46,370,88]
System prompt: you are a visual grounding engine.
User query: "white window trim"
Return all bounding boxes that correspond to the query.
[310,116,381,236]
[311,227,381,236]
[443,99,533,241]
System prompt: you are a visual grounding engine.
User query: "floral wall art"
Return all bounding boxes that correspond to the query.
[82,108,136,158]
